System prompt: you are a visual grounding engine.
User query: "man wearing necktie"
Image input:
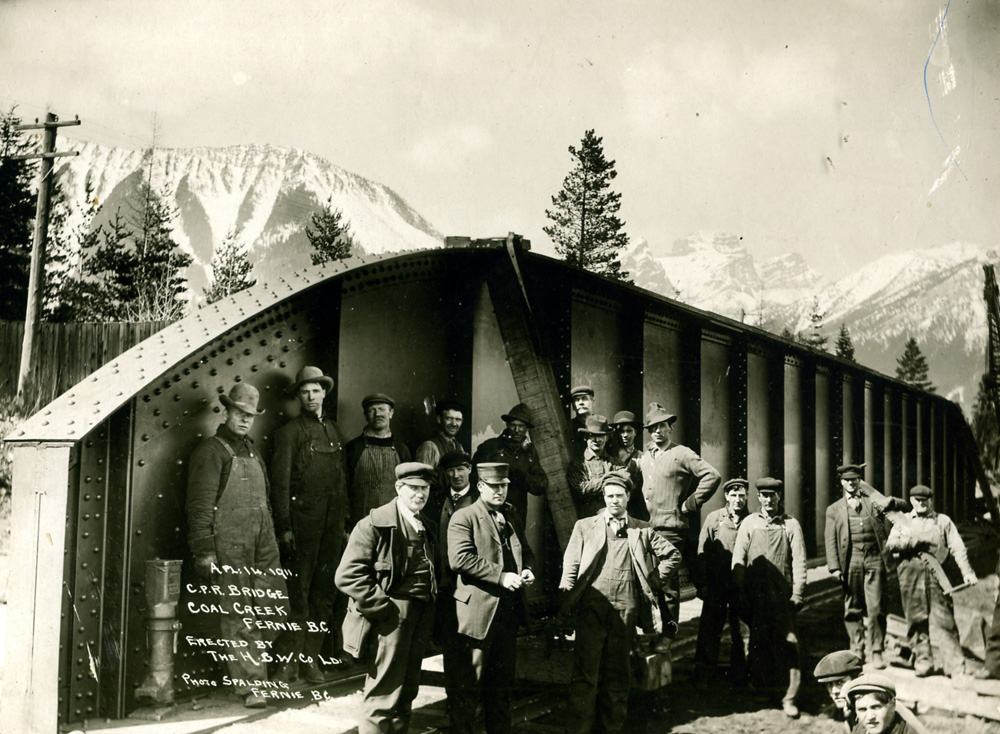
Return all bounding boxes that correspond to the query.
[824,463,909,669]
[335,462,438,734]
[559,471,680,734]
[448,462,535,734]
[432,450,479,733]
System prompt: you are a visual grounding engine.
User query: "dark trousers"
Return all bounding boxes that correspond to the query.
[843,550,886,657]
[569,595,636,734]
[277,493,347,661]
[694,589,748,679]
[361,596,434,734]
[745,570,800,704]
[653,528,690,627]
[434,588,477,732]
[468,600,519,734]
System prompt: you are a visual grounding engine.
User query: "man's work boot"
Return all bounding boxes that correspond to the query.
[871,652,886,670]
[301,661,332,684]
[271,662,298,685]
[781,700,800,718]
[914,657,934,677]
[244,692,268,709]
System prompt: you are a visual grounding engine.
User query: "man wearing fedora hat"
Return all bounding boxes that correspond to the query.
[608,410,645,517]
[637,402,721,645]
[270,366,348,684]
[567,414,617,518]
[825,463,909,669]
[471,403,548,530]
[186,382,287,708]
[568,385,596,457]
[346,393,412,525]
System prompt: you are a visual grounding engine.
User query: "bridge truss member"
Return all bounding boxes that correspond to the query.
[732,477,806,719]
[825,463,909,669]
[335,463,438,734]
[886,484,978,678]
[269,366,347,684]
[559,471,679,734]
[185,382,287,709]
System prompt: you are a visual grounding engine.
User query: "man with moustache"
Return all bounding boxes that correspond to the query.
[448,463,536,734]
[335,462,438,734]
[609,410,646,519]
[432,450,479,733]
[568,385,596,457]
[270,366,347,684]
[346,393,411,525]
[567,414,617,518]
[186,383,287,709]
[415,399,466,469]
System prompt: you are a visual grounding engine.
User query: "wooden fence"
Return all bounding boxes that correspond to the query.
[0,319,168,408]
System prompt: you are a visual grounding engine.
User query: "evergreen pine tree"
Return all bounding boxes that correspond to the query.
[306,197,355,265]
[895,337,935,392]
[835,323,856,361]
[204,230,256,304]
[0,107,38,320]
[780,327,798,341]
[802,297,828,351]
[544,129,630,281]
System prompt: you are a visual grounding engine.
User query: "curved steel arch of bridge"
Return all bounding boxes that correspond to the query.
[3,237,987,732]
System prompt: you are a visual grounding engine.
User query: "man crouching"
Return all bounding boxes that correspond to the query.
[335,463,437,734]
[559,471,680,734]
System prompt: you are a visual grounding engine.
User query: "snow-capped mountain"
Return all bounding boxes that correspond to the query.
[624,235,995,414]
[52,142,443,292]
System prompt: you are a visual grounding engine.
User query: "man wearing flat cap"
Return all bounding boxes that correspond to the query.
[415,399,466,469]
[732,477,806,718]
[346,393,411,526]
[693,477,750,686]
[471,403,548,530]
[843,674,927,734]
[186,383,287,708]
[568,385,596,457]
[609,410,646,519]
[270,366,348,684]
[825,463,909,669]
[432,450,479,733]
[567,415,618,518]
[448,462,536,734]
[886,484,977,677]
[560,471,680,734]
[637,402,721,647]
[335,462,438,734]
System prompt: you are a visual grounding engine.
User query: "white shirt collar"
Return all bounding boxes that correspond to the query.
[397,501,424,533]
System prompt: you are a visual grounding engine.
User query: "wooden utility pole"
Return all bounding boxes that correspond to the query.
[13,112,80,397]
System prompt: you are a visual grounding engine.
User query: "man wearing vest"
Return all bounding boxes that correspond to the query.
[824,463,909,669]
[559,471,680,734]
[417,399,467,523]
[185,383,287,708]
[732,477,806,718]
[346,393,411,525]
[269,366,348,684]
[432,450,479,733]
[448,463,535,734]
[567,414,617,518]
[335,462,438,734]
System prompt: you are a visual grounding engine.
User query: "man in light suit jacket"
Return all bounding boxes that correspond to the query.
[448,462,536,734]
[559,471,680,734]
[824,463,908,669]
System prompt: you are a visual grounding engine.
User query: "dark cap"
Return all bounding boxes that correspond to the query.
[909,484,933,499]
[813,650,863,682]
[723,478,749,493]
[602,470,633,492]
[395,462,433,486]
[755,477,783,492]
[570,385,595,398]
[439,450,472,470]
[436,399,465,416]
[362,393,395,410]
[843,673,896,700]
[220,383,265,415]
[578,415,610,435]
[286,365,334,396]
[612,410,639,427]
[837,463,865,479]
[643,402,677,428]
[501,403,534,428]
[477,463,510,485]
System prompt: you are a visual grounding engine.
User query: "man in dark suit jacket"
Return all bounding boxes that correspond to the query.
[335,463,437,734]
[560,471,679,734]
[448,462,535,734]
[824,463,908,669]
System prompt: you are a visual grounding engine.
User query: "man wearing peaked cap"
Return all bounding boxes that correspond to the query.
[607,411,645,517]
[732,477,806,718]
[345,392,411,526]
[560,470,680,734]
[415,399,467,473]
[825,463,909,669]
[637,401,721,651]
[186,382,287,708]
[843,673,929,734]
[471,404,547,530]
[693,477,750,687]
[568,385,596,457]
[336,461,438,734]
[567,415,619,518]
[270,366,348,684]
[448,461,535,734]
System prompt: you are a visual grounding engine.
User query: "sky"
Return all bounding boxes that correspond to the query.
[1,0,999,278]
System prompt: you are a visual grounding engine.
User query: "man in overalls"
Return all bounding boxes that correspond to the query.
[270,366,348,684]
[186,382,287,708]
[731,477,806,718]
